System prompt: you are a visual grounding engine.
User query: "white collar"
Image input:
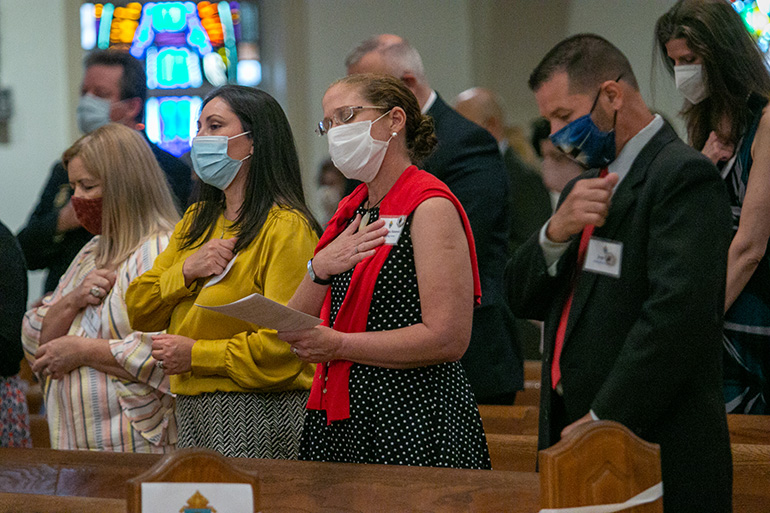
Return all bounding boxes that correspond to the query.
[608,114,664,188]
[421,90,437,114]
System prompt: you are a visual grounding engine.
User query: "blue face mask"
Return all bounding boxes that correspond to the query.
[549,84,617,170]
[191,131,252,190]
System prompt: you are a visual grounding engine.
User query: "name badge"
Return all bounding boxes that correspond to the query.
[380,216,407,245]
[583,237,622,278]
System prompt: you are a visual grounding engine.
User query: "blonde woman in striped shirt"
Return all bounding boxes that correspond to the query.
[22,123,179,452]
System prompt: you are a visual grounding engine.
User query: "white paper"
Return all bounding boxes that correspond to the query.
[141,482,253,513]
[202,253,239,288]
[196,292,321,331]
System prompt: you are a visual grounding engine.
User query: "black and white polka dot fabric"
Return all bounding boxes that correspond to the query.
[299,203,491,469]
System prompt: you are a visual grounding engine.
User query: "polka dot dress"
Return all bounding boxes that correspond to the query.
[299,204,491,469]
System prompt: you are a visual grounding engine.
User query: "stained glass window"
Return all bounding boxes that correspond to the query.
[732,0,770,53]
[80,1,261,156]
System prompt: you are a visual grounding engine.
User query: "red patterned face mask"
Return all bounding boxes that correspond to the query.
[70,196,103,235]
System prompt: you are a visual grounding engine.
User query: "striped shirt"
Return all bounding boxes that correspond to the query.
[22,234,176,452]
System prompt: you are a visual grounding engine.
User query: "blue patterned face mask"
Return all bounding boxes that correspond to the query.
[191,131,252,190]
[549,83,618,170]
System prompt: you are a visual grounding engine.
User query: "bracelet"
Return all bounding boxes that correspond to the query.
[307,258,332,285]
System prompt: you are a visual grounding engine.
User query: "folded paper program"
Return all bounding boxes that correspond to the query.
[538,482,663,513]
[195,292,321,332]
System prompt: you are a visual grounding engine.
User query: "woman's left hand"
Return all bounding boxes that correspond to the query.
[33,335,87,379]
[151,334,195,375]
[279,326,343,363]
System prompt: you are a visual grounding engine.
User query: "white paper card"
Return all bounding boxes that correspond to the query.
[141,482,253,513]
[583,237,623,278]
[196,292,321,331]
[380,216,407,245]
[203,253,239,289]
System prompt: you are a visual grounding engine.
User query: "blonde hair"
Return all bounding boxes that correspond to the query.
[62,123,180,268]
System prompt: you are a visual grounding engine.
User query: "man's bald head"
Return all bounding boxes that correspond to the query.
[454,87,506,142]
[345,34,431,107]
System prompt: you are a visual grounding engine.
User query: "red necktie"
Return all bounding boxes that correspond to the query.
[551,168,608,390]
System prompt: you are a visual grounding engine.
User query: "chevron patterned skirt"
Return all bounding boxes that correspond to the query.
[175,389,309,459]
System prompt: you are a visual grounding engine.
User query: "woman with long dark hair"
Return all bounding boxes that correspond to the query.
[656,0,770,413]
[127,85,321,458]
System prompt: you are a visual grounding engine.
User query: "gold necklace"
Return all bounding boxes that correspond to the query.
[359,194,385,231]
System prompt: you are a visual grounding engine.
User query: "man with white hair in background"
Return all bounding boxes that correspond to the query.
[345,35,523,405]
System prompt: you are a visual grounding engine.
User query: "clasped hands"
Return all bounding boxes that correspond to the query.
[33,335,88,379]
[546,173,619,243]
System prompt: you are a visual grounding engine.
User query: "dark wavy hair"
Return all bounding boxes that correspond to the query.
[332,73,437,164]
[655,0,770,149]
[181,85,322,253]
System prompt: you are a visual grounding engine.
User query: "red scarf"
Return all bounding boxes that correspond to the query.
[306,165,481,423]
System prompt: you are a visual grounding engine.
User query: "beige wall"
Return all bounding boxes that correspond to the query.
[468,0,572,129]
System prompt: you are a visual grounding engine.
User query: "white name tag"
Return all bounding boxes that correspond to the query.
[583,237,622,278]
[380,216,407,245]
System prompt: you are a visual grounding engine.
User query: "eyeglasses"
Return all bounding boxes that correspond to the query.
[316,105,387,136]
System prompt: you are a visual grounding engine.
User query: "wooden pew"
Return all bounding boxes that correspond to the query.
[514,359,542,406]
[484,433,770,513]
[0,447,540,513]
[479,403,770,448]
[477,404,539,436]
[539,421,662,512]
[29,413,50,448]
[729,414,770,445]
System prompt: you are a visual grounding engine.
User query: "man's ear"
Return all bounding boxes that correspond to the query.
[123,97,143,125]
[601,79,624,110]
[400,72,419,94]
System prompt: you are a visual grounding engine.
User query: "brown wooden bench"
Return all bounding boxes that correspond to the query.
[484,432,770,513]
[729,414,770,445]
[479,403,770,447]
[0,447,540,513]
[478,404,539,436]
[540,420,662,512]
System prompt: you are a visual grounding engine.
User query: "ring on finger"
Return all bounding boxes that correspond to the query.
[291,347,298,355]
[90,286,103,298]
[156,360,164,369]
[354,245,359,254]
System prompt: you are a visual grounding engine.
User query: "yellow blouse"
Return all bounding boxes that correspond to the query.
[126,205,318,396]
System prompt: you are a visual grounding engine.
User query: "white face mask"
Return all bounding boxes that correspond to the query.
[77,94,112,134]
[327,111,393,183]
[674,64,709,104]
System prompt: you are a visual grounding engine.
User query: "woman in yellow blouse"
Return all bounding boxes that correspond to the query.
[126,85,321,459]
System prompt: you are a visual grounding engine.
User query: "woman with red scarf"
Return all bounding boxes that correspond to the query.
[280,74,490,469]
